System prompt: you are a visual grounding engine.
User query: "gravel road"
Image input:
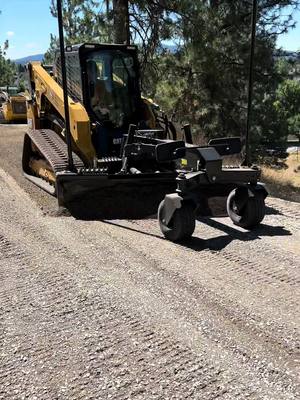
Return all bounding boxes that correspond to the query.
[0,125,299,399]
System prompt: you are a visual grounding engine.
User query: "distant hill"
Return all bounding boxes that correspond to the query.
[14,54,44,65]
[13,46,178,64]
[274,50,300,61]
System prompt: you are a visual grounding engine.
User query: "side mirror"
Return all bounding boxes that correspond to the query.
[208,137,242,156]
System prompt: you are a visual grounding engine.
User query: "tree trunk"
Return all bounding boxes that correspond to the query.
[113,0,130,44]
[105,0,110,17]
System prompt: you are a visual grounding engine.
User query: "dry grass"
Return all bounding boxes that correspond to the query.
[261,153,300,202]
[261,154,300,188]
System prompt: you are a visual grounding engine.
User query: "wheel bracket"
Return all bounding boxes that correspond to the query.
[160,193,183,225]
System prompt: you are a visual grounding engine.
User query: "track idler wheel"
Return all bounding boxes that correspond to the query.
[227,186,266,229]
[158,197,196,242]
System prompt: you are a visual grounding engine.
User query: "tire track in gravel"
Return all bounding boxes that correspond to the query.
[0,170,299,399]
[0,174,266,396]
[266,198,300,221]
[43,202,298,392]
[110,214,299,306]
[0,124,300,399]
[54,189,299,382]
[119,207,300,292]
[86,219,300,361]
[0,225,230,399]
[0,221,254,400]
[81,217,299,368]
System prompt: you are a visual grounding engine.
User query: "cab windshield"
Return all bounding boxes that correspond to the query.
[85,50,139,127]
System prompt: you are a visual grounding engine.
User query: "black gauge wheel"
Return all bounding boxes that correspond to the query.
[227,189,265,229]
[158,200,195,242]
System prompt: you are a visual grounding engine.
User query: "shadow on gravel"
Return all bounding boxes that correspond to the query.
[103,220,162,239]
[182,218,292,252]
[265,206,282,216]
[202,217,291,239]
[103,217,291,253]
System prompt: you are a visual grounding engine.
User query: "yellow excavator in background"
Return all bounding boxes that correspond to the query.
[0,87,27,123]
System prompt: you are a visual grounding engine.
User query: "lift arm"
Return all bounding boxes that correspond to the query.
[28,62,96,163]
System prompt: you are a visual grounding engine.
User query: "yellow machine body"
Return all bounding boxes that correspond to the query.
[27,62,160,165]
[2,95,27,122]
[28,62,96,163]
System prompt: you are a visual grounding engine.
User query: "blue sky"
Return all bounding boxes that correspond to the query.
[0,0,57,59]
[0,0,299,60]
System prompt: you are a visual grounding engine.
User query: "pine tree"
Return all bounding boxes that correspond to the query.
[113,0,130,43]
[44,0,300,149]
[0,10,16,87]
[44,0,115,62]
[152,0,300,149]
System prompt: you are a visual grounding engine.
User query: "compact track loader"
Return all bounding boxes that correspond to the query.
[22,0,267,241]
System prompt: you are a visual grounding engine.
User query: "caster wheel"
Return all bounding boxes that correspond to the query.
[158,200,195,242]
[227,189,265,229]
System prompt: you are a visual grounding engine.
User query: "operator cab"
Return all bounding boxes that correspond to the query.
[55,43,150,157]
[85,49,139,126]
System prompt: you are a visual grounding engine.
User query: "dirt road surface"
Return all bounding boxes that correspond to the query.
[0,125,299,399]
